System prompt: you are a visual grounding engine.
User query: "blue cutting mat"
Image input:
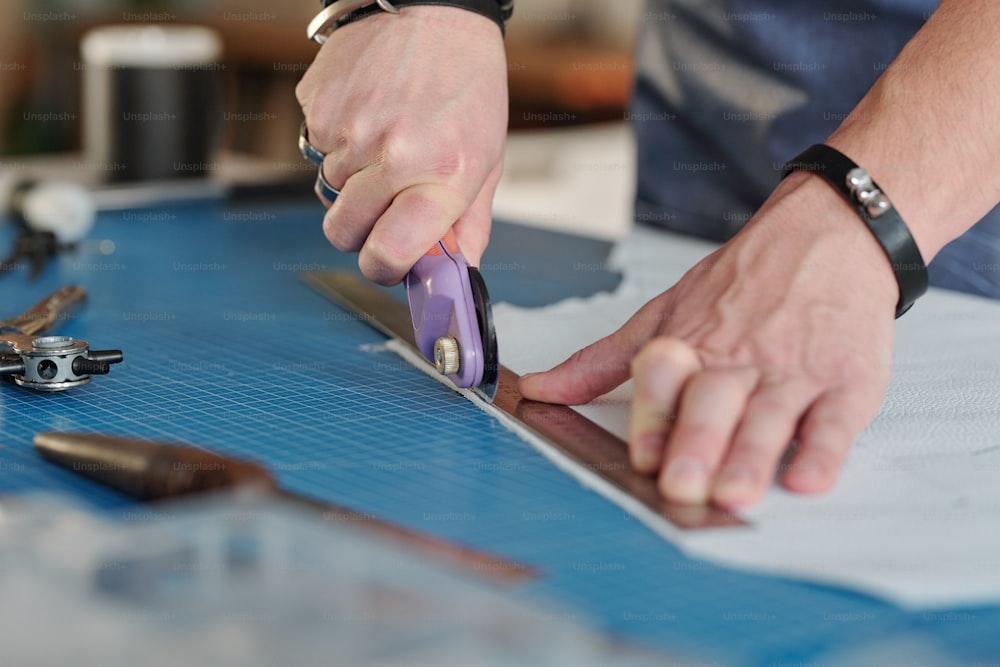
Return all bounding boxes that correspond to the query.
[0,198,997,665]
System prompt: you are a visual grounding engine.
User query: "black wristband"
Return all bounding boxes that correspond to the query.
[323,0,513,36]
[782,144,928,318]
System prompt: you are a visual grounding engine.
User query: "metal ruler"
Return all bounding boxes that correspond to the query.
[304,272,745,531]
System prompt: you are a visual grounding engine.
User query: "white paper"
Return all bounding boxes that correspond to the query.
[484,225,1000,609]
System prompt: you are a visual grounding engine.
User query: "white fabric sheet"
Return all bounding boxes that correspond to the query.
[484,225,1000,609]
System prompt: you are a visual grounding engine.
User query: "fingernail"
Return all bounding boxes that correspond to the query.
[713,464,756,504]
[784,460,826,492]
[791,461,822,480]
[632,433,665,471]
[660,457,708,502]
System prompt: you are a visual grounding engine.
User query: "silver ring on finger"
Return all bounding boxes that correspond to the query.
[298,121,326,166]
[299,121,340,206]
[314,169,341,207]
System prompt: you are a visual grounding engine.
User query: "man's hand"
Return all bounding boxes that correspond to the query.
[521,0,1000,509]
[296,7,508,285]
[520,173,900,509]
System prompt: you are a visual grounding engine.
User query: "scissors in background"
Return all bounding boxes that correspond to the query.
[0,179,98,281]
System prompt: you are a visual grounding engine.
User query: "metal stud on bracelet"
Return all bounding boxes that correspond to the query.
[308,0,374,43]
[846,168,892,218]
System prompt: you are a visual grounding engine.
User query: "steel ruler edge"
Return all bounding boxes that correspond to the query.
[303,271,746,531]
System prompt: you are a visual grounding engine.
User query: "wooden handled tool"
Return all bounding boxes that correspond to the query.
[34,431,535,583]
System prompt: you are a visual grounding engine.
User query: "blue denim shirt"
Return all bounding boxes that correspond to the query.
[632,0,1000,298]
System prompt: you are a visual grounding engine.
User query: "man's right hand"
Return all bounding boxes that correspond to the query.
[296,6,509,285]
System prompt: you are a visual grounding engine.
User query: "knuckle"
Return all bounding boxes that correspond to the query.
[396,189,451,223]
[310,120,350,155]
[632,338,691,375]
[747,390,797,420]
[382,126,478,183]
[294,80,308,108]
[303,109,357,155]
[690,369,746,396]
[632,406,676,431]
[628,301,672,331]
[671,421,723,450]
[380,127,422,169]
[359,239,408,285]
[727,442,776,470]
[566,346,625,387]
[801,415,856,447]
[559,346,628,399]
[321,214,363,253]
[294,70,318,110]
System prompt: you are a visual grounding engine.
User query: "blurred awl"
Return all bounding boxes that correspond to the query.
[34,430,273,499]
[34,431,535,582]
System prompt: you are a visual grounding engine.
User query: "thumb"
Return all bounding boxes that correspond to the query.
[360,181,472,285]
[452,166,501,267]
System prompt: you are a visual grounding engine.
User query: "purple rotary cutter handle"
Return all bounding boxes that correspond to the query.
[297,127,498,400]
[405,230,499,401]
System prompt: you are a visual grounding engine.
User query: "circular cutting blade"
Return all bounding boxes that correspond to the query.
[467,266,498,399]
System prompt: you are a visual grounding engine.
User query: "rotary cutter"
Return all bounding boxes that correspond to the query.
[404,229,498,401]
[298,123,499,401]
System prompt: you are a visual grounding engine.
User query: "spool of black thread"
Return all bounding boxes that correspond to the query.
[80,25,224,182]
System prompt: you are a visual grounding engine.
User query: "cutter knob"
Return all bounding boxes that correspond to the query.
[433,336,461,376]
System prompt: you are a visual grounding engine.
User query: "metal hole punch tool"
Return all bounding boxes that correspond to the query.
[298,123,499,401]
[0,286,123,391]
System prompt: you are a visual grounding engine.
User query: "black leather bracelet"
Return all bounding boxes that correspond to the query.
[782,144,928,318]
[322,0,512,35]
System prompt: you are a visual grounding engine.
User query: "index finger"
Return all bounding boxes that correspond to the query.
[354,180,475,285]
[518,293,674,406]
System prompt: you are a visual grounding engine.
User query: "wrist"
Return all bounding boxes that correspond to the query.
[824,132,946,261]
[747,171,901,313]
[782,145,928,317]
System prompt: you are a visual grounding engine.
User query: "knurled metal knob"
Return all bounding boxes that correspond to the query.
[433,337,461,375]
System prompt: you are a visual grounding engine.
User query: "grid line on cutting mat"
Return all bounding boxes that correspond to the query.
[0,201,997,665]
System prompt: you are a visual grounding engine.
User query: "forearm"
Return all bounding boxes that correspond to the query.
[826,0,1000,261]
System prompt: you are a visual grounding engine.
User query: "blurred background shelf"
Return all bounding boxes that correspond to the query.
[1,0,642,240]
